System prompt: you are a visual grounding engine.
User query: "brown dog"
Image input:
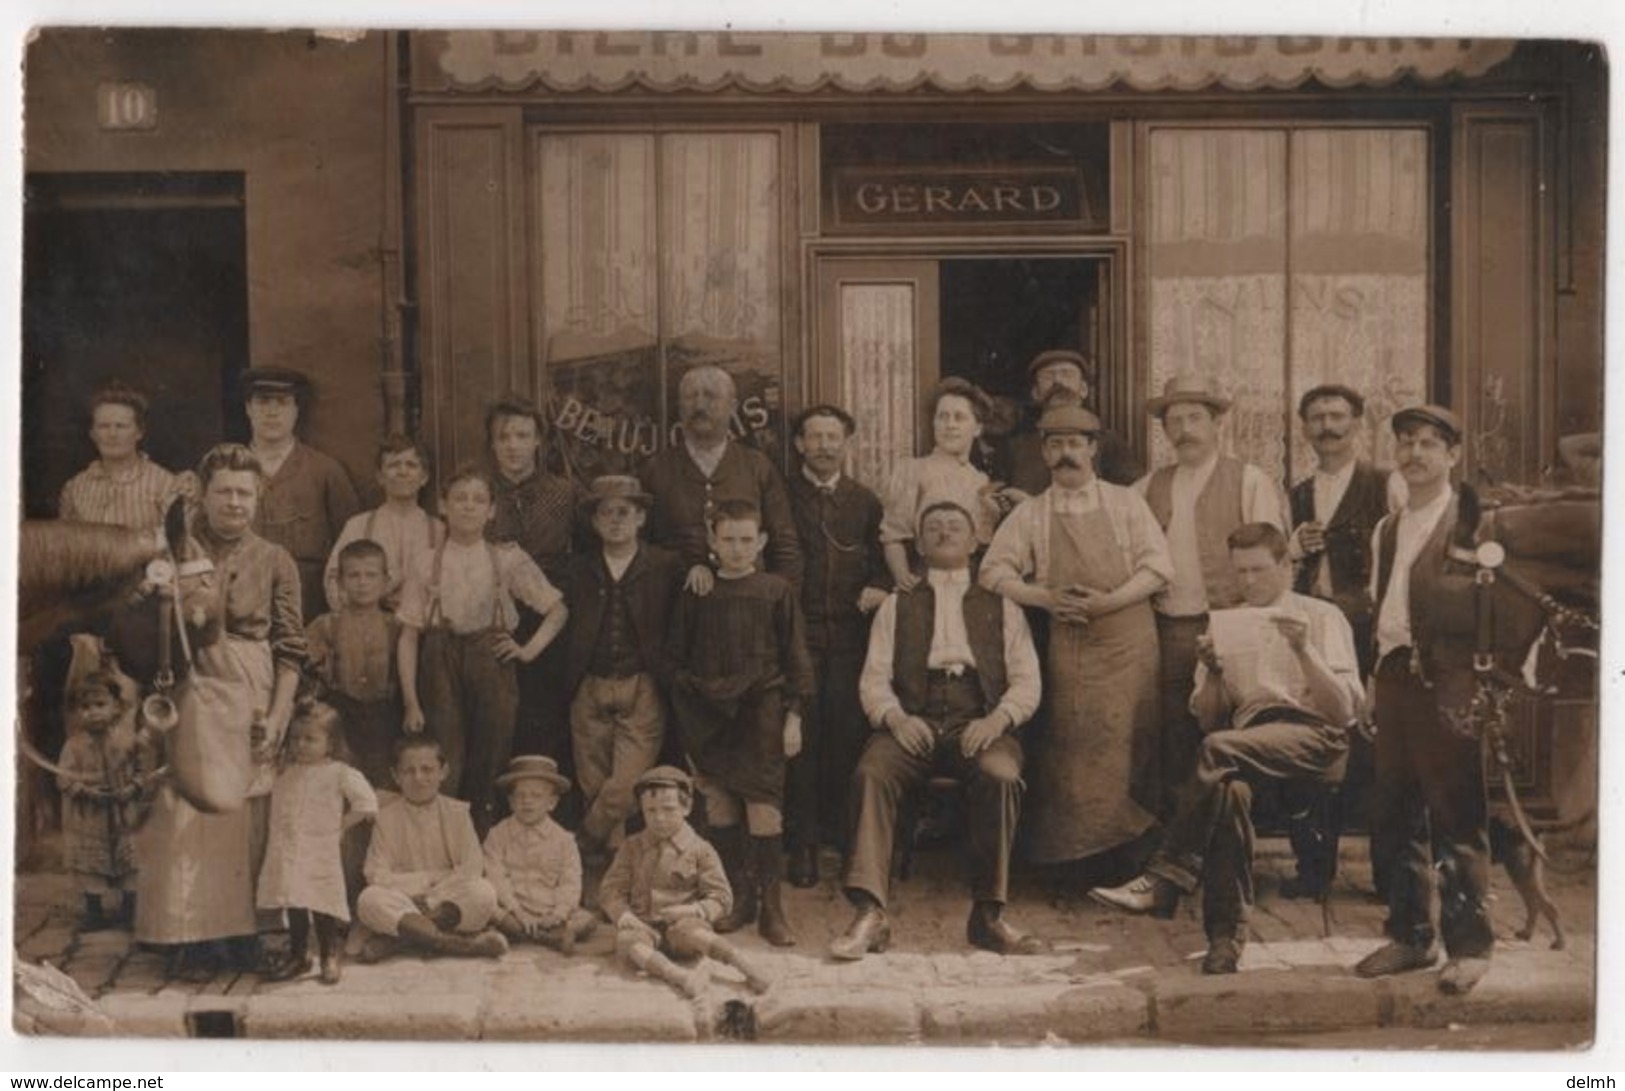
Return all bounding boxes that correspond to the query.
[1488,814,1565,950]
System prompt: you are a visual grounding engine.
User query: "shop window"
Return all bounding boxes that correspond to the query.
[1146,127,1429,479]
[533,129,784,481]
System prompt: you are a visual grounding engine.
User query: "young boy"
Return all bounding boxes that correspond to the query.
[355,736,508,961]
[562,476,684,865]
[880,377,1003,590]
[600,766,771,998]
[482,755,598,954]
[56,672,145,929]
[306,539,402,788]
[667,499,814,947]
[323,434,446,612]
[397,465,570,833]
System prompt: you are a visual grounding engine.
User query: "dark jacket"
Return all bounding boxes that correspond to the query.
[789,472,889,654]
[561,543,684,692]
[1290,461,1390,625]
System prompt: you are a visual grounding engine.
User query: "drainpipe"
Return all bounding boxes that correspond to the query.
[378,29,409,436]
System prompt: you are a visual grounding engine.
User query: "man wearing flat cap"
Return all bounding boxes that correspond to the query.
[993,349,1142,498]
[982,406,1172,873]
[1354,404,1496,996]
[241,366,361,621]
[560,476,684,864]
[1135,372,1288,816]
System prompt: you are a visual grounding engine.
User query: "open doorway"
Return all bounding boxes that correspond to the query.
[22,172,249,519]
[938,258,1102,405]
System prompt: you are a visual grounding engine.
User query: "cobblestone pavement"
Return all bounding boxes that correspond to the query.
[13,839,1596,1048]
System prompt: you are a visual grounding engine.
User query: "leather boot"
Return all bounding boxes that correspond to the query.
[314,913,343,986]
[754,836,797,948]
[711,826,757,934]
[398,913,509,959]
[266,911,313,981]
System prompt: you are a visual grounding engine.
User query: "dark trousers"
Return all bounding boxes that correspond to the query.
[1156,614,1208,820]
[843,672,1024,909]
[419,628,518,833]
[786,642,869,850]
[1372,653,1494,957]
[1149,717,1348,943]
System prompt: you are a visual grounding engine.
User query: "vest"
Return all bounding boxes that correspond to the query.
[1144,457,1246,610]
[891,581,1007,716]
[1289,461,1390,613]
[1373,492,1470,670]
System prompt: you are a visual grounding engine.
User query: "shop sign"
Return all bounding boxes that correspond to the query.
[417,32,1516,95]
[830,167,1098,232]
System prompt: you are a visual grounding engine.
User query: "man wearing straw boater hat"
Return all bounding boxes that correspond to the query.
[560,475,684,868]
[1136,371,1288,817]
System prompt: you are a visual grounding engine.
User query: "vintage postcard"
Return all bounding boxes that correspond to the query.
[11,22,1604,1058]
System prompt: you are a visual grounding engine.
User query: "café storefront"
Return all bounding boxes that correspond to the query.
[404,31,1604,820]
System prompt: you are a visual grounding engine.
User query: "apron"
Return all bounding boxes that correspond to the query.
[135,636,272,944]
[1025,494,1159,864]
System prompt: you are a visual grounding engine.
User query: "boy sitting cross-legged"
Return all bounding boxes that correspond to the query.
[599,766,773,998]
[483,755,599,953]
[354,736,508,962]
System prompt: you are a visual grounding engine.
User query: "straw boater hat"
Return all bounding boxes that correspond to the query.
[634,765,693,799]
[494,754,571,793]
[1145,371,1232,417]
[1037,406,1102,436]
[578,474,655,517]
[1390,403,1463,445]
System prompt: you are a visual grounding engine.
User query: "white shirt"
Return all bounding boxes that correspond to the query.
[1136,454,1288,617]
[1192,590,1364,728]
[980,481,1174,598]
[859,569,1042,732]
[1308,460,1358,598]
[1371,487,1455,660]
[802,466,841,492]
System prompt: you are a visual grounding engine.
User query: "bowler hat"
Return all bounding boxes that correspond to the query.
[240,366,311,399]
[1390,403,1463,445]
[1145,371,1232,417]
[1026,349,1094,385]
[494,754,572,793]
[579,475,654,516]
[1037,406,1101,436]
[634,765,693,798]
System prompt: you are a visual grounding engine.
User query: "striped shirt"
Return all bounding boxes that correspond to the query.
[58,456,178,530]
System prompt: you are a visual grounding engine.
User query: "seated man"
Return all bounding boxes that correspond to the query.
[831,501,1046,961]
[355,736,508,961]
[1091,522,1362,974]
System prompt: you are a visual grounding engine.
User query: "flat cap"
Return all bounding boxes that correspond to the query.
[1037,406,1102,436]
[1027,349,1094,383]
[240,366,311,398]
[1390,403,1463,445]
[634,765,693,797]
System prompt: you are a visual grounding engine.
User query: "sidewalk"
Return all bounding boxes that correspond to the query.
[13,839,1596,1047]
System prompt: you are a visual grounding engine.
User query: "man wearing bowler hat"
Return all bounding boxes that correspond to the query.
[241,366,360,621]
[993,349,1142,497]
[1136,372,1287,816]
[1354,404,1495,995]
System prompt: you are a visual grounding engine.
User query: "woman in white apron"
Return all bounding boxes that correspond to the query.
[136,444,306,981]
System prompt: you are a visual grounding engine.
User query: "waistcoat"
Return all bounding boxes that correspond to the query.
[1144,457,1246,609]
[891,581,1007,716]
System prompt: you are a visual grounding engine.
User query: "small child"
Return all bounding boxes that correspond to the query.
[307,539,403,788]
[323,434,446,612]
[354,736,508,961]
[880,376,1003,590]
[397,465,569,833]
[56,673,143,930]
[562,476,683,864]
[667,499,814,948]
[600,766,771,998]
[257,700,379,985]
[482,755,598,953]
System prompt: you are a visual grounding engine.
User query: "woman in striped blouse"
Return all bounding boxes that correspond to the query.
[57,382,194,530]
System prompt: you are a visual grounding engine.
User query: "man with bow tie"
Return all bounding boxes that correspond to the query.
[783,405,890,888]
[830,501,1045,960]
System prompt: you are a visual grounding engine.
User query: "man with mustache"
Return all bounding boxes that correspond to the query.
[1136,373,1287,819]
[1285,384,1401,898]
[993,350,1142,497]
[982,406,1171,878]
[639,365,803,597]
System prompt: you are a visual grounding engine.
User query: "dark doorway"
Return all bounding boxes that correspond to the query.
[22,172,249,519]
[938,258,1102,403]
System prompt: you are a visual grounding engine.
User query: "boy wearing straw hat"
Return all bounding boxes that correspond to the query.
[483,755,598,953]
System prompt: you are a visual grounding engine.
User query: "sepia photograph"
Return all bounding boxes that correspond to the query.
[6,12,1608,1060]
